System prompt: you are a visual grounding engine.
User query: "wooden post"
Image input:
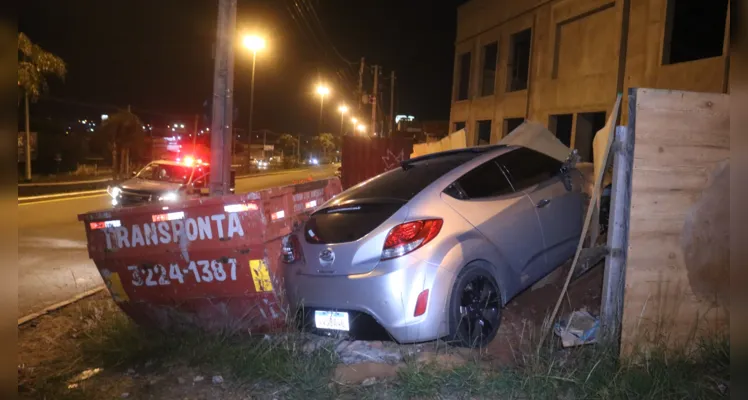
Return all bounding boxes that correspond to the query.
[599,121,635,351]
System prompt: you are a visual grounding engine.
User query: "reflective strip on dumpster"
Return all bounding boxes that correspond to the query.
[78,177,342,332]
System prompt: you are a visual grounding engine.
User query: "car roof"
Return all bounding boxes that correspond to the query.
[404,144,508,167]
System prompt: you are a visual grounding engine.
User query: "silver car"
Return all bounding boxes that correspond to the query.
[283,145,584,347]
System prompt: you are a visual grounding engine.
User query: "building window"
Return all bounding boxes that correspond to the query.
[507,28,531,92]
[663,0,728,65]
[456,52,471,101]
[503,118,525,136]
[454,121,466,132]
[480,42,498,96]
[476,120,492,145]
[575,112,606,162]
[548,114,573,147]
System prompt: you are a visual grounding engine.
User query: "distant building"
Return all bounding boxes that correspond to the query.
[393,119,449,143]
[450,0,730,161]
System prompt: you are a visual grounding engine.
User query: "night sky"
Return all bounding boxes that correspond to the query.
[19,0,466,135]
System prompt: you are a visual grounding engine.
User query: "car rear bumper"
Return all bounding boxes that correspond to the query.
[284,257,456,343]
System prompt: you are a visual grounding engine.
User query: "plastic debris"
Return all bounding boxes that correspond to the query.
[553,309,599,347]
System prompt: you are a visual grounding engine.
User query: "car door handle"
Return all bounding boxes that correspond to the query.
[536,198,551,208]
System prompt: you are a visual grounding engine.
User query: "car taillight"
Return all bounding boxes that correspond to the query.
[281,234,303,264]
[381,219,443,260]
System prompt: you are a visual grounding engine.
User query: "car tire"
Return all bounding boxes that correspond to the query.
[446,263,502,348]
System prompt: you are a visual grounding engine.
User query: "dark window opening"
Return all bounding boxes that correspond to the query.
[454,121,466,132]
[503,118,525,136]
[456,52,471,100]
[575,112,606,162]
[456,159,513,199]
[507,29,532,92]
[499,147,562,191]
[477,120,492,145]
[663,0,728,64]
[549,114,573,147]
[481,42,498,96]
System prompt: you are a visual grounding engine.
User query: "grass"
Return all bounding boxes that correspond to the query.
[18,296,339,399]
[19,294,730,400]
[378,334,730,400]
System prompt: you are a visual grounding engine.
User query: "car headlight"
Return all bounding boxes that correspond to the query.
[107,186,121,198]
[158,192,179,202]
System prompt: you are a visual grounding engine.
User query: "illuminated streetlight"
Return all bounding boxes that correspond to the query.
[316,84,330,135]
[242,35,266,52]
[357,124,366,133]
[338,105,348,135]
[242,34,266,168]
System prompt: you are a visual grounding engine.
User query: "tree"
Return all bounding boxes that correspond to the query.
[314,133,335,159]
[92,109,145,179]
[277,133,298,157]
[18,32,67,181]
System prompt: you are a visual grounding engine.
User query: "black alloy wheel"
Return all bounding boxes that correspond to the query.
[447,264,502,348]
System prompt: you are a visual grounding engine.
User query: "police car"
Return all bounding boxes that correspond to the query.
[107,155,235,207]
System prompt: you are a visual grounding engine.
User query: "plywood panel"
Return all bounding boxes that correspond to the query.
[622,88,729,353]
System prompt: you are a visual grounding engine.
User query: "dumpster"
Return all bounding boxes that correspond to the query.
[341,136,413,189]
[78,177,343,333]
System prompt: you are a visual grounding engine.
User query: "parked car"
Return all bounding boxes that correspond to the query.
[283,145,585,347]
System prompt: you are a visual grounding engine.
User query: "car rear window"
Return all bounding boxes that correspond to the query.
[304,152,479,244]
[331,152,478,204]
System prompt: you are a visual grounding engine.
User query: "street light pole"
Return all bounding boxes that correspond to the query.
[242,34,265,171]
[337,105,348,136]
[247,50,256,169]
[318,95,324,135]
[315,84,330,135]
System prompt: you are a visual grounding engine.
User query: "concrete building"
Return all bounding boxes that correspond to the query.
[449,0,730,161]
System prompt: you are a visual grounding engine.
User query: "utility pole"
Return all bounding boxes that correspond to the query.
[371,65,379,137]
[389,70,395,136]
[358,57,365,111]
[208,0,236,196]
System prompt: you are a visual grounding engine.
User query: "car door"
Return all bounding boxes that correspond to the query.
[440,155,547,286]
[499,148,584,276]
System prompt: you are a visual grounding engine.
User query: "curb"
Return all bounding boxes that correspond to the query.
[18,285,106,326]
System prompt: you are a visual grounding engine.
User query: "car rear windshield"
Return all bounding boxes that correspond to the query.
[305,152,478,244]
[331,152,479,204]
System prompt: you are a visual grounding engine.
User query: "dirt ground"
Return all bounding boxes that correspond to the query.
[17,264,604,399]
[483,262,603,365]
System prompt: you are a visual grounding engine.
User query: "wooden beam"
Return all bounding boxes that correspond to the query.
[599,118,635,350]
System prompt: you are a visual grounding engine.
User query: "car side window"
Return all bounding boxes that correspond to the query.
[454,158,514,199]
[498,147,562,191]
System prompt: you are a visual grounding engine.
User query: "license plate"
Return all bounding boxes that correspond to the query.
[314,310,350,331]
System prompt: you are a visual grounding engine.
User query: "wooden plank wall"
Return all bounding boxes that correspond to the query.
[622,88,729,352]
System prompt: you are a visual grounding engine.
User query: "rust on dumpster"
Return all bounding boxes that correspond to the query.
[78,177,343,333]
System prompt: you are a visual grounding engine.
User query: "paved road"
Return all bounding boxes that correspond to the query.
[17,166,337,318]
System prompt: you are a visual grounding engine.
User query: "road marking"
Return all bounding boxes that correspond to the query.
[19,189,107,202]
[18,193,109,206]
[19,178,112,187]
[18,285,106,326]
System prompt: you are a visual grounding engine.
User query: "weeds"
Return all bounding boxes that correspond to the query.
[19,294,730,399]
